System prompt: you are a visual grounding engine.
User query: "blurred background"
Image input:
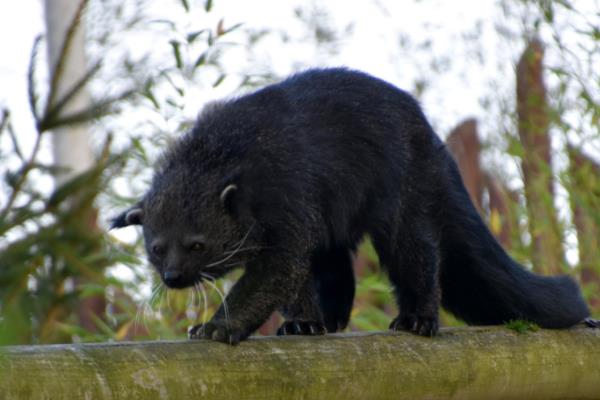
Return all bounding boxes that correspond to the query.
[0,0,598,344]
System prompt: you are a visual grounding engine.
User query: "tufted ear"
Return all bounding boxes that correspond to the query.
[220,184,238,216]
[110,206,144,229]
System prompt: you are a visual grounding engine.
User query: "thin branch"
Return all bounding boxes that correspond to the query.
[1,109,24,161]
[40,89,136,131]
[40,60,102,131]
[0,132,44,222]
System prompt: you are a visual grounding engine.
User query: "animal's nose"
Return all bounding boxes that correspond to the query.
[162,270,184,288]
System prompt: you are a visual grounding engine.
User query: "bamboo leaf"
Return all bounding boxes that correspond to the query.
[169,40,183,70]
[47,167,101,208]
[149,19,176,29]
[187,29,207,43]
[0,109,8,135]
[115,321,133,341]
[220,22,244,37]
[142,80,160,110]
[193,51,208,69]
[180,0,190,12]
[27,35,43,124]
[212,74,226,87]
[7,121,25,161]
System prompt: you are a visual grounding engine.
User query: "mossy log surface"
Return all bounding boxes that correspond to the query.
[1,326,599,400]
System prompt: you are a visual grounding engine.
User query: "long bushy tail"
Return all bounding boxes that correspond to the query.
[439,161,589,328]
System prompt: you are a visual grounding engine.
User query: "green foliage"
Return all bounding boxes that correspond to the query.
[352,272,394,331]
[505,319,540,334]
[0,0,252,345]
[2,0,599,347]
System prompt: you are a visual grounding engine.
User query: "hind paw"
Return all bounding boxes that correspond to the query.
[277,320,326,336]
[390,314,438,337]
[584,318,600,328]
[324,317,349,333]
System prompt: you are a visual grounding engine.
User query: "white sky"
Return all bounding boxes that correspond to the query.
[0,0,511,218]
[1,1,597,142]
[0,0,504,146]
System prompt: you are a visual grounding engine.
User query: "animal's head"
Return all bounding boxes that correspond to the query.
[110,168,256,289]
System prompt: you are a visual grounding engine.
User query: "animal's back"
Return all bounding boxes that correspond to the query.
[198,68,443,245]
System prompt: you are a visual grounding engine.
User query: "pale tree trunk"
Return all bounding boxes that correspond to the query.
[44,0,104,333]
[44,0,94,185]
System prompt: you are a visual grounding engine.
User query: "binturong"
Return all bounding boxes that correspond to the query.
[111,68,590,345]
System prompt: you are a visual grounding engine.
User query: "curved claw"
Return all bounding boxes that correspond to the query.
[389,314,417,331]
[390,314,438,337]
[584,318,600,328]
[188,321,247,345]
[277,320,326,336]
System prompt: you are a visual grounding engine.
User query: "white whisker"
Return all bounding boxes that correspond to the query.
[134,303,143,330]
[187,285,196,314]
[202,273,230,328]
[135,283,163,335]
[195,281,209,324]
[166,288,172,311]
[222,246,264,254]
[205,223,255,268]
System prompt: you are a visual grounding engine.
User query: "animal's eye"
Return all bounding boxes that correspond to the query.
[152,244,166,256]
[190,242,206,252]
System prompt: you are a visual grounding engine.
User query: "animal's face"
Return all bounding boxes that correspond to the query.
[111,179,255,289]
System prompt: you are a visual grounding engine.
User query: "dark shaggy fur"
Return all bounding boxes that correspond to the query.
[112,68,590,344]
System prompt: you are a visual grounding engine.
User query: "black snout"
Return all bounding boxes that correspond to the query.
[162,270,186,288]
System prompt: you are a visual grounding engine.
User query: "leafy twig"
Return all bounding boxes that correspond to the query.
[0,109,24,161]
[0,132,44,222]
[38,60,102,131]
[40,89,136,131]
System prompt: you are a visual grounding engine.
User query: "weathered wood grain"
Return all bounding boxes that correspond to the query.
[1,327,598,400]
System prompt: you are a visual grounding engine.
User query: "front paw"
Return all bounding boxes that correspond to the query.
[390,314,438,337]
[277,320,326,336]
[188,321,247,345]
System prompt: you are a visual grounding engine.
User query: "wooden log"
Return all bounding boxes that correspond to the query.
[1,327,598,400]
